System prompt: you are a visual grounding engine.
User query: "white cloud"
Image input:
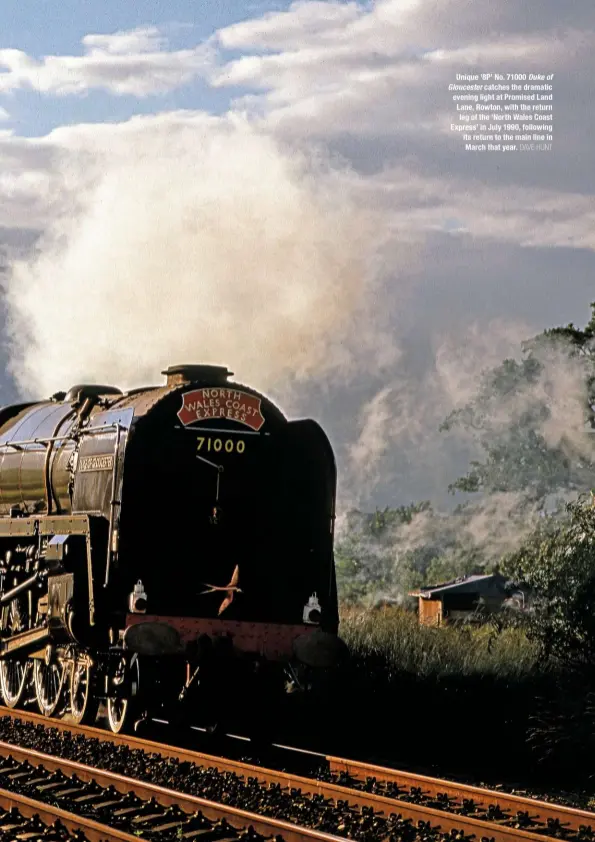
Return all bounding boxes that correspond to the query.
[208,0,594,247]
[218,1,362,51]
[82,27,166,55]
[210,0,593,178]
[0,107,9,121]
[0,26,212,96]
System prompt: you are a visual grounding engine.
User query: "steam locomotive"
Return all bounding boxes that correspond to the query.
[0,364,344,734]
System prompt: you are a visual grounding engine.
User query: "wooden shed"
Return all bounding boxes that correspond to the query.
[409,574,511,626]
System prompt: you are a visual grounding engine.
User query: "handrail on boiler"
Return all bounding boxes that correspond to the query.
[0,423,125,450]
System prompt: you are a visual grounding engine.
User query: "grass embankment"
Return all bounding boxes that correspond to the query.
[301,607,558,784]
[340,606,540,678]
[284,608,589,785]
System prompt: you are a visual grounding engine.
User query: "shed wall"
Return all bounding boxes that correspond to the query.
[419,598,442,626]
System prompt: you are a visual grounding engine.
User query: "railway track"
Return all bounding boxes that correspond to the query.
[0,746,347,841]
[0,795,119,841]
[0,786,143,842]
[0,705,592,842]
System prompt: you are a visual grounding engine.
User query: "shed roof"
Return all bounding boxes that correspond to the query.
[409,573,508,599]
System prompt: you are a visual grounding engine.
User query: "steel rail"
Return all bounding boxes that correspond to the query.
[0,786,145,842]
[0,706,593,841]
[0,738,346,842]
[326,754,595,832]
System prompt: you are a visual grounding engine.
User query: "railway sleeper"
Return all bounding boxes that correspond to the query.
[0,755,276,842]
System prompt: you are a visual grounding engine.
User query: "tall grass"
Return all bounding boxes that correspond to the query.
[339,606,542,678]
[296,607,573,784]
[285,606,557,782]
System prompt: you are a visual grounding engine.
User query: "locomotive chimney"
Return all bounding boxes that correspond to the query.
[162,364,233,387]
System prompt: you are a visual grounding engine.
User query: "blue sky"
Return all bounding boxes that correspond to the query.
[0,0,290,135]
[1,0,280,51]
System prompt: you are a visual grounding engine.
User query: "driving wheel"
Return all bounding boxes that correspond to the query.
[69,655,99,725]
[34,657,66,717]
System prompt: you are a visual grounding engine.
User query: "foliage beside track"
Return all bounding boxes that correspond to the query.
[334,562,595,784]
[339,605,540,678]
[319,605,547,785]
[502,498,595,667]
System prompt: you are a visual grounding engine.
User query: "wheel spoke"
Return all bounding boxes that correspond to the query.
[0,660,28,708]
[0,596,31,709]
[107,656,140,734]
[68,656,97,725]
[34,659,65,717]
[107,697,128,732]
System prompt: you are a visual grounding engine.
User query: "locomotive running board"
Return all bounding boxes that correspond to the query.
[0,515,90,538]
[0,626,49,657]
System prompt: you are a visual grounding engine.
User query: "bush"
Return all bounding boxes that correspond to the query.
[503,498,595,666]
[339,605,540,679]
[319,606,549,780]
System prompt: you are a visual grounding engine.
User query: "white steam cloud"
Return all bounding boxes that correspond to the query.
[345,319,532,503]
[4,115,381,398]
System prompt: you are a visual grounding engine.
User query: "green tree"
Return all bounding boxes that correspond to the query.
[502,498,595,665]
[441,302,595,507]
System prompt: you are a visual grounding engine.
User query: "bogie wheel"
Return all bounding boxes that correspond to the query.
[106,656,140,734]
[34,658,66,717]
[69,656,99,725]
[0,660,30,708]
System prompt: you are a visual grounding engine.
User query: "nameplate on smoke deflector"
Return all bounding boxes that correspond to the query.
[78,454,114,472]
